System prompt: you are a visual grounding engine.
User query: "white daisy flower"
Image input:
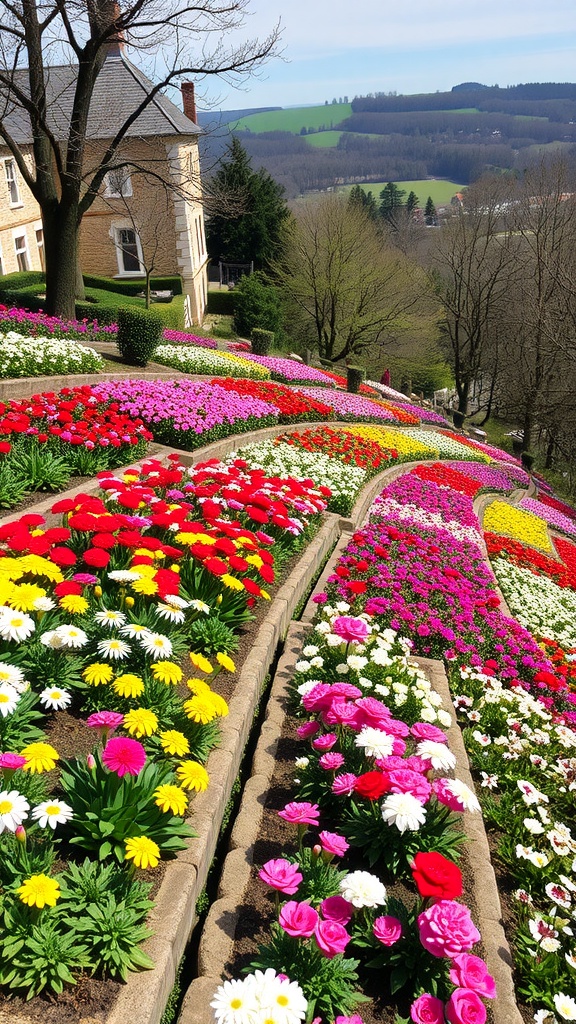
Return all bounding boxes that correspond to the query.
[119,622,151,639]
[108,570,142,583]
[524,818,545,835]
[94,609,127,629]
[39,687,72,711]
[416,739,456,771]
[161,594,189,609]
[252,969,308,1024]
[0,790,29,832]
[155,603,186,624]
[189,600,210,614]
[439,778,481,813]
[31,799,74,829]
[339,869,387,908]
[381,791,427,833]
[40,629,65,649]
[355,727,394,759]
[138,632,173,659]
[33,596,56,612]
[210,976,258,1024]
[97,637,132,660]
[54,624,88,648]
[0,663,25,688]
[0,682,20,717]
[0,611,35,643]
[554,992,576,1020]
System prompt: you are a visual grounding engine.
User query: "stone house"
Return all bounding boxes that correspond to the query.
[0,44,208,324]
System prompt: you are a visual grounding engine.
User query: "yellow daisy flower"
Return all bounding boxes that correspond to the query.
[189,652,213,674]
[183,695,218,724]
[186,677,212,694]
[113,673,145,699]
[154,784,188,816]
[123,707,158,738]
[124,835,160,869]
[8,582,46,611]
[18,554,63,583]
[82,663,114,687]
[221,574,244,591]
[160,730,190,757]
[207,691,229,718]
[20,742,59,774]
[216,652,236,673]
[130,577,158,596]
[59,594,89,615]
[176,760,209,792]
[17,873,60,908]
[151,661,183,686]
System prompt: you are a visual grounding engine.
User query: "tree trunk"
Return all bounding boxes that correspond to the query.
[76,254,86,302]
[522,406,534,453]
[43,206,79,319]
[456,379,470,415]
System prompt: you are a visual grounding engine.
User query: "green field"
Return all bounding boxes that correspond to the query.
[304,131,343,148]
[232,103,352,134]
[337,179,464,207]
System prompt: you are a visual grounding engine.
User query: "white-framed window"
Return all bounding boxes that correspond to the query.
[13,230,29,272]
[113,224,144,275]
[34,222,45,271]
[104,167,133,198]
[4,159,21,206]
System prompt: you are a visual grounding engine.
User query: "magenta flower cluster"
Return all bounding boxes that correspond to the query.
[91,378,278,449]
[374,473,480,528]
[294,387,399,422]
[163,329,217,349]
[0,306,116,338]
[446,461,530,492]
[519,495,576,538]
[240,354,336,385]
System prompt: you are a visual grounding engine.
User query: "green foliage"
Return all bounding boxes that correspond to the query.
[206,138,290,270]
[74,300,120,325]
[59,751,195,862]
[0,904,91,998]
[71,898,155,980]
[0,460,29,508]
[296,847,347,904]
[341,799,466,876]
[8,445,72,492]
[83,274,183,296]
[186,616,239,656]
[250,923,367,1022]
[59,857,153,915]
[346,365,365,393]
[0,688,45,750]
[251,328,274,355]
[232,272,282,338]
[117,306,164,366]
[206,290,236,316]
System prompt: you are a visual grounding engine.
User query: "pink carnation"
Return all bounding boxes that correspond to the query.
[373,915,403,946]
[86,711,124,730]
[332,615,369,644]
[313,733,338,751]
[278,801,320,826]
[445,987,487,1024]
[319,830,349,857]
[388,768,432,804]
[410,993,445,1024]
[332,772,358,795]
[411,722,448,743]
[320,895,354,924]
[259,858,303,895]
[319,752,346,771]
[314,919,350,958]
[418,900,481,958]
[449,954,496,998]
[102,736,146,777]
[279,900,319,938]
[0,752,27,770]
[296,721,320,740]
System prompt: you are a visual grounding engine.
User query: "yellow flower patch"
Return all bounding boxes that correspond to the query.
[343,425,439,459]
[483,500,552,552]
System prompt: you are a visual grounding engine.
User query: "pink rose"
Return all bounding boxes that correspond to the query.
[314,919,350,957]
[319,830,349,857]
[410,993,445,1024]
[320,895,354,925]
[278,801,320,826]
[279,900,319,938]
[449,954,496,999]
[418,900,481,958]
[258,858,303,895]
[302,684,333,712]
[445,987,487,1024]
[373,915,403,946]
[332,616,369,644]
[324,700,362,729]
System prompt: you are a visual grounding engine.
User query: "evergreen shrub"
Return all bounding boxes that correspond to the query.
[117,307,163,366]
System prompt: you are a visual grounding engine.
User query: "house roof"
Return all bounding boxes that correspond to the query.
[0,50,200,145]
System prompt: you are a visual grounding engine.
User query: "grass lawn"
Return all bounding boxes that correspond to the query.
[337,179,465,207]
[231,102,352,134]
[304,131,344,148]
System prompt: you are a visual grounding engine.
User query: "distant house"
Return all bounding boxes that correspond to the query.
[0,43,208,325]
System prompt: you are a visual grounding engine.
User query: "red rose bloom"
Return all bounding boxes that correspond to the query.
[411,851,463,900]
[353,771,391,800]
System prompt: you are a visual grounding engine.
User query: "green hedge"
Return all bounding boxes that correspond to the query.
[206,290,236,315]
[117,306,164,366]
[82,274,183,296]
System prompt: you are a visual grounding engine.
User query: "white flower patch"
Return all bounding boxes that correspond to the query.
[0,331,104,377]
[232,440,367,506]
[492,558,576,648]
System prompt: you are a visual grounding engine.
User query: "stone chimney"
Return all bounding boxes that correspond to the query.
[181,82,197,124]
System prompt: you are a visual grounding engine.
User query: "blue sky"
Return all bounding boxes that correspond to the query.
[201,0,576,110]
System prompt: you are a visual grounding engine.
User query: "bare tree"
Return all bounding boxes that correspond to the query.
[0,1,280,317]
[433,175,519,415]
[275,195,434,364]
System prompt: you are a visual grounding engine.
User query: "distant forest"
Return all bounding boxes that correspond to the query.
[199,83,576,197]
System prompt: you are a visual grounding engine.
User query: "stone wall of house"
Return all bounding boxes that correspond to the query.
[0,146,44,275]
[165,138,208,325]
[80,136,180,280]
